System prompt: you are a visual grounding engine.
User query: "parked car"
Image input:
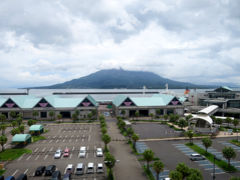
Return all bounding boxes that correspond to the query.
[54,149,62,159]
[63,173,71,180]
[96,163,104,173]
[75,163,84,175]
[65,164,74,174]
[190,153,205,161]
[96,148,103,157]
[79,147,86,158]
[87,162,94,174]
[5,177,15,180]
[45,165,56,176]
[51,171,61,180]
[63,148,70,157]
[15,174,27,180]
[34,166,46,176]
[0,176,4,180]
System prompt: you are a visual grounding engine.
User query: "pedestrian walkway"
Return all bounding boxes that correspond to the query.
[195,142,240,170]
[218,141,240,152]
[107,121,147,180]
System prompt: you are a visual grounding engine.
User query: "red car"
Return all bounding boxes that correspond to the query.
[63,148,70,157]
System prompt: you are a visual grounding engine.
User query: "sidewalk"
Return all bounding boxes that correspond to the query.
[107,121,147,180]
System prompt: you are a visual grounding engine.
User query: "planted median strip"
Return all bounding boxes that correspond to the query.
[0,148,32,161]
[185,143,237,172]
[32,135,46,143]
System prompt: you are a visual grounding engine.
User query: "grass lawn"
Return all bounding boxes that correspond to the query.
[32,135,46,143]
[0,148,32,161]
[186,143,237,172]
[0,170,6,175]
[230,139,240,147]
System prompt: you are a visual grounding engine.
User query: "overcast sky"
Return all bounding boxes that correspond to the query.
[0,0,240,88]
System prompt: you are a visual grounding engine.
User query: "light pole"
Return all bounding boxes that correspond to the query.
[213,155,216,180]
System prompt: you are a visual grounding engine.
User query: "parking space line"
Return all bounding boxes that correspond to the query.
[35,155,39,160]
[12,169,18,176]
[17,155,24,161]
[53,136,56,138]
[49,139,53,143]
[56,139,59,143]
[72,146,75,151]
[63,139,65,142]
[82,138,84,142]
[50,147,53,151]
[34,148,39,152]
[26,155,31,160]
[70,154,72,159]
[69,139,72,142]
[42,147,46,152]
[44,154,48,160]
[75,139,78,142]
[88,135,91,142]
[24,169,28,175]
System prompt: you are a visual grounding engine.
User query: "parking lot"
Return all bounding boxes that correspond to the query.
[4,123,105,180]
[132,123,182,139]
[145,139,240,180]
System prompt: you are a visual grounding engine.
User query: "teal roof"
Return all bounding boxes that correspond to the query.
[178,96,187,102]
[0,97,7,107]
[29,124,43,131]
[12,134,31,142]
[0,95,98,109]
[113,94,178,107]
[112,95,128,106]
[221,86,233,91]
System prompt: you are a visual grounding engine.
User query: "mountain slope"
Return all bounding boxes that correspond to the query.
[34,69,214,89]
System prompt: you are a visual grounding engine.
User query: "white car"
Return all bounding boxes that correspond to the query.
[96,163,104,173]
[65,164,74,174]
[54,149,61,159]
[96,148,103,157]
[79,147,86,158]
[87,162,94,174]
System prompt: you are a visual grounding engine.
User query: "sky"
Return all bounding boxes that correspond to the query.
[0,0,240,88]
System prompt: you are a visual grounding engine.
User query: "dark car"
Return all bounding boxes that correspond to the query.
[0,176,4,180]
[51,171,61,180]
[5,177,15,180]
[15,174,27,180]
[35,166,46,176]
[63,173,71,180]
[45,165,56,176]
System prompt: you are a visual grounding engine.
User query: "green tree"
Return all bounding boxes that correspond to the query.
[169,114,176,123]
[143,149,154,170]
[49,111,55,121]
[149,113,154,120]
[87,112,93,120]
[230,177,240,180]
[72,113,78,122]
[121,110,126,116]
[9,111,16,120]
[156,109,161,116]
[163,114,168,120]
[132,133,139,150]
[126,127,134,141]
[0,124,7,136]
[11,120,17,129]
[27,120,34,127]
[75,110,80,116]
[215,118,222,125]
[19,124,25,134]
[57,114,62,123]
[32,111,39,120]
[187,168,203,180]
[226,117,232,128]
[178,118,188,130]
[16,116,22,127]
[118,121,126,130]
[0,135,7,151]
[11,128,20,136]
[135,111,139,120]
[101,127,107,134]
[169,170,182,180]
[102,134,111,151]
[186,114,193,121]
[202,137,212,153]
[233,119,239,129]
[186,130,194,144]
[104,152,116,180]
[153,160,164,180]
[0,114,6,124]
[176,163,190,179]
[222,147,236,166]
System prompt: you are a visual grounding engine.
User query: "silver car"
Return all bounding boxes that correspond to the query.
[190,153,205,161]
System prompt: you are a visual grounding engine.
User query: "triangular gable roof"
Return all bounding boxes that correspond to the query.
[0,97,7,107]
[120,97,136,107]
[168,97,182,106]
[112,95,128,107]
[214,86,233,92]
[11,95,41,108]
[34,97,53,108]
[1,98,20,108]
[78,97,95,107]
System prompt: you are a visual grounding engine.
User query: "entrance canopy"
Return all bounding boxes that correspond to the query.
[12,134,31,143]
[190,114,213,125]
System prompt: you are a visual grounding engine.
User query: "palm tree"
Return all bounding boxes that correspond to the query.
[226,117,232,128]
[222,147,236,166]
[0,136,7,151]
[202,137,212,153]
[135,111,139,120]
[233,119,239,129]
[9,111,16,121]
[153,160,164,180]
[104,152,116,180]
[49,111,55,121]
[0,114,6,124]
[0,124,7,136]
[178,118,187,130]
[32,111,39,120]
[186,130,194,144]
[11,121,17,129]
[143,149,154,170]
[149,113,154,120]
[57,114,62,123]
[132,133,139,150]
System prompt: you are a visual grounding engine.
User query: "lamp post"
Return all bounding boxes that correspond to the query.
[213,155,216,180]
